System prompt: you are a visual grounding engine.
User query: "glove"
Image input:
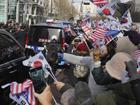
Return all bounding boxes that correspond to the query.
[125,61,140,81]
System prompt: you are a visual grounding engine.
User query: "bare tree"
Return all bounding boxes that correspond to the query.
[44,0,50,17]
[43,0,77,20]
[54,0,77,20]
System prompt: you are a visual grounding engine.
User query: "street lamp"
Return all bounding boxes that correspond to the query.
[80,0,84,18]
[50,0,53,16]
[71,0,73,15]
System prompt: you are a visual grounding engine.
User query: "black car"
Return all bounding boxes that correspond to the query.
[0,29,30,104]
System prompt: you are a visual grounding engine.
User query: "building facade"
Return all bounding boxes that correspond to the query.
[0,0,8,23]
[72,0,97,19]
[0,0,46,25]
[82,1,97,17]
[8,0,17,21]
[18,0,46,25]
[135,0,140,11]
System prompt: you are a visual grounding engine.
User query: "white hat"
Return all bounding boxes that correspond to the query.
[105,52,132,80]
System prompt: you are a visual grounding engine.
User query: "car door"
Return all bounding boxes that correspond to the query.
[0,30,29,105]
[0,30,27,84]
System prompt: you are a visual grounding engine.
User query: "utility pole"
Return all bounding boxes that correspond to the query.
[16,0,19,23]
[71,0,73,15]
[80,0,83,18]
[50,0,53,16]
[5,0,8,24]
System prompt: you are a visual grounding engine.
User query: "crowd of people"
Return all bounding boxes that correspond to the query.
[0,20,29,47]
[31,22,140,105]
[1,1,140,105]
[2,17,140,105]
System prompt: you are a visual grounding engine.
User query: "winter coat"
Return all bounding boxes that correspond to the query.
[63,53,106,97]
[92,66,120,85]
[124,30,140,46]
[94,83,136,105]
[60,82,94,105]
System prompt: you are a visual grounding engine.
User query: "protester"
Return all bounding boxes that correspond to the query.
[3,1,140,104]
[34,53,140,105]
[13,24,27,47]
[94,59,140,105]
[71,37,90,56]
[62,51,134,95]
[92,52,131,85]
[34,58,140,105]
[123,24,140,47]
[64,39,116,67]
[61,47,101,93]
[100,40,117,65]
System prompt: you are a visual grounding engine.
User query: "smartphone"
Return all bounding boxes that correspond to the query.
[29,67,47,93]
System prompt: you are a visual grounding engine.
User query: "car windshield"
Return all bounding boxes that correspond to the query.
[0,34,24,65]
[28,26,62,46]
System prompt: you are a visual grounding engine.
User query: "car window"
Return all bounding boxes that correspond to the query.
[0,34,24,64]
[28,26,62,46]
[48,28,61,40]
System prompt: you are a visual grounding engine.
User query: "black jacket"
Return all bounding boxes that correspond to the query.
[124,30,140,46]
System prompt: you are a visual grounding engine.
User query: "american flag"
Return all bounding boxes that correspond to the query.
[10,79,36,105]
[81,17,91,27]
[104,36,114,45]
[81,24,93,35]
[82,17,90,22]
[80,18,95,38]
[89,27,107,42]
[64,26,76,36]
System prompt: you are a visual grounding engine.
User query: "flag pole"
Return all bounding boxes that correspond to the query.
[82,35,92,52]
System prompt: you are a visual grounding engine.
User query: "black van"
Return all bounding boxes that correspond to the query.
[26,23,65,53]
